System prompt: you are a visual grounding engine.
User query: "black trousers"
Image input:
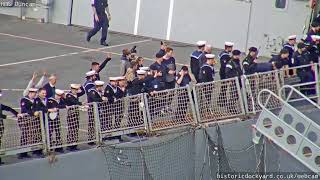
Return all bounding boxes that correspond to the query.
[87,15,109,43]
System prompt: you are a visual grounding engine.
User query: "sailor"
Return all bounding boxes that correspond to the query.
[176,66,192,88]
[0,90,20,164]
[47,89,66,153]
[18,88,38,159]
[33,88,48,157]
[127,70,150,126]
[225,50,243,113]
[293,42,315,95]
[226,50,243,79]
[90,53,112,80]
[219,42,234,80]
[149,69,166,118]
[306,22,320,43]
[65,84,83,151]
[269,49,290,76]
[86,0,111,46]
[103,77,120,130]
[242,47,258,75]
[190,41,206,83]
[199,54,216,116]
[307,35,320,63]
[150,52,166,75]
[84,70,97,94]
[87,80,106,145]
[114,76,127,129]
[199,54,216,83]
[283,35,296,71]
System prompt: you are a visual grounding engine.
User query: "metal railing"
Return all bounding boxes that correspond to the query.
[45,104,99,151]
[193,77,245,123]
[1,64,320,157]
[95,94,148,138]
[144,86,197,131]
[0,113,46,156]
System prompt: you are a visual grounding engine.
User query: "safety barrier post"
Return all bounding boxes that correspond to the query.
[235,77,246,116]
[39,112,48,154]
[93,103,102,144]
[188,85,198,125]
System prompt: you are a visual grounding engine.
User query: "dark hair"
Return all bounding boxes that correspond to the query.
[280,48,289,55]
[91,62,99,66]
[122,48,131,56]
[38,88,46,92]
[181,66,188,71]
[165,47,173,53]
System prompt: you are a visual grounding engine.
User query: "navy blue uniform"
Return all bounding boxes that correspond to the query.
[242,55,257,75]
[83,80,95,101]
[225,59,242,113]
[269,55,289,69]
[87,89,102,140]
[225,59,242,79]
[103,84,122,130]
[255,63,273,73]
[175,74,191,121]
[307,44,320,63]
[199,63,215,115]
[19,96,36,158]
[306,29,317,44]
[190,50,204,82]
[293,51,315,95]
[43,83,55,99]
[219,51,231,80]
[283,43,295,67]
[65,92,82,150]
[176,74,191,87]
[162,57,176,89]
[149,77,166,119]
[47,98,65,150]
[87,0,109,44]
[199,64,215,83]
[33,97,48,152]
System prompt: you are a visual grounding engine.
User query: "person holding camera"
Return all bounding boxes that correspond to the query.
[120,48,137,76]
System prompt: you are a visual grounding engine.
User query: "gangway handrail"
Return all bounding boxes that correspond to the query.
[257,89,320,173]
[258,89,320,132]
[279,85,320,109]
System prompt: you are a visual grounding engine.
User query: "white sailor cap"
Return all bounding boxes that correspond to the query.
[116,76,126,80]
[86,70,96,77]
[311,35,320,41]
[109,77,118,81]
[205,54,215,59]
[70,84,81,89]
[137,70,146,75]
[94,80,105,86]
[196,41,207,47]
[288,35,297,40]
[139,67,150,71]
[225,42,234,46]
[28,88,38,92]
[55,89,64,96]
